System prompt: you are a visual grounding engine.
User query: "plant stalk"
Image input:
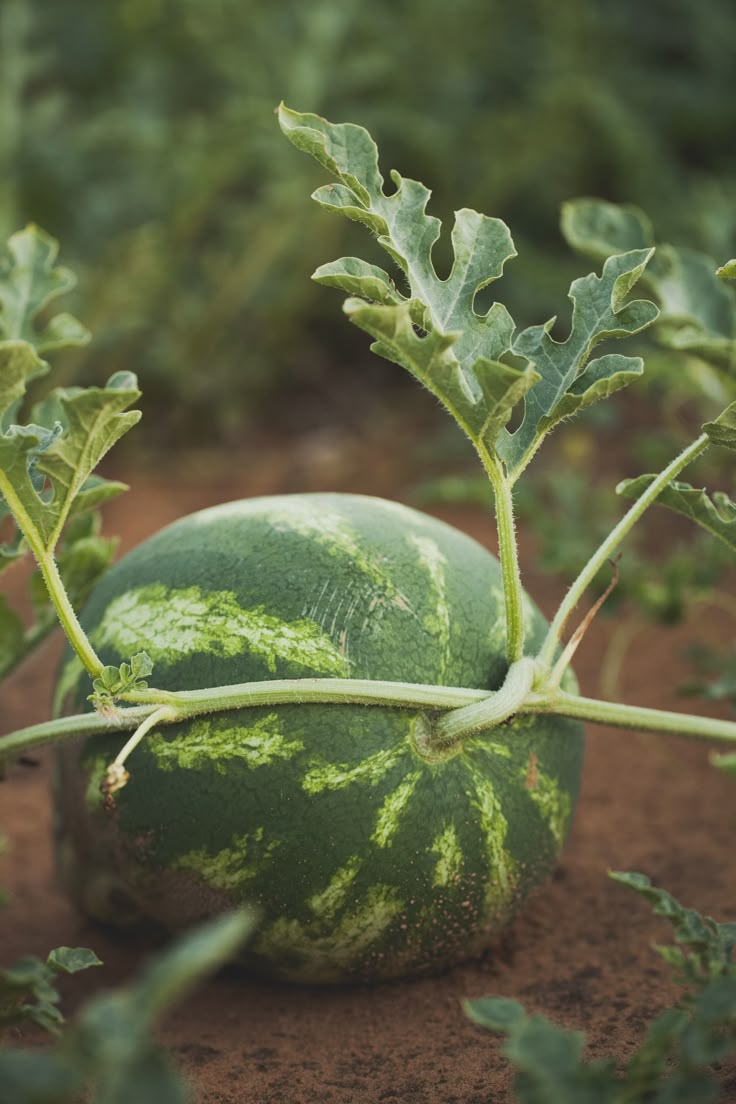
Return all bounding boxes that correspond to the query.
[428,658,537,751]
[527,689,736,745]
[0,471,104,677]
[5,673,736,767]
[479,447,525,663]
[537,434,710,669]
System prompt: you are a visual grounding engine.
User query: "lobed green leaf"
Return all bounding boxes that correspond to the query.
[703,401,736,452]
[279,104,538,457]
[617,477,736,554]
[281,108,657,473]
[0,226,89,353]
[610,872,736,984]
[498,252,657,476]
[562,198,736,371]
[0,373,140,556]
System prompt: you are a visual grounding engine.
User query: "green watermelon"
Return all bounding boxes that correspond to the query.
[54,493,584,984]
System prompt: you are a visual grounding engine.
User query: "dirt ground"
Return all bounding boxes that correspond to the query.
[2,425,736,1103]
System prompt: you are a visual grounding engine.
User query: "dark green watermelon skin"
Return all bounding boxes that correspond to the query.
[54,493,584,984]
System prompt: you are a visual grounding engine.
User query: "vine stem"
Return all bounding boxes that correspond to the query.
[478,446,525,663]
[0,471,104,677]
[537,433,710,670]
[428,658,537,750]
[4,672,736,768]
[103,705,178,796]
[527,689,736,746]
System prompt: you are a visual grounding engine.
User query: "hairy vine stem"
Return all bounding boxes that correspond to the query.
[4,668,736,777]
[537,433,710,671]
[478,446,526,664]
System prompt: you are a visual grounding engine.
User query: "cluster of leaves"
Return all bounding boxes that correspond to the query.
[0,911,254,1104]
[560,198,736,560]
[2,0,734,439]
[1,946,101,1036]
[465,872,736,1102]
[0,224,139,680]
[90,651,153,708]
[279,107,735,515]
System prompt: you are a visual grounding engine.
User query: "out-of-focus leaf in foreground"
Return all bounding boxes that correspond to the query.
[0,911,255,1104]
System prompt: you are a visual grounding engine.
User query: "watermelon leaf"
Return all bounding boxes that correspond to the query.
[0,913,254,1102]
[279,104,538,457]
[464,875,736,1101]
[562,198,736,372]
[280,107,657,476]
[498,251,657,477]
[90,651,153,706]
[703,401,736,452]
[0,372,140,556]
[0,228,137,681]
[0,946,101,1037]
[610,872,736,985]
[0,225,89,354]
[617,477,736,553]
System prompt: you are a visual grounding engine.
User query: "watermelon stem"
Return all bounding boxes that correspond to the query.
[424,658,538,753]
[528,690,736,746]
[4,665,736,769]
[102,704,178,797]
[478,446,526,666]
[537,433,710,673]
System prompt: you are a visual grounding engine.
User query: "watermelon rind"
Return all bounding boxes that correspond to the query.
[54,493,584,984]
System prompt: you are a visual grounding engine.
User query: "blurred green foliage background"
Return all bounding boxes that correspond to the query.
[2,0,735,443]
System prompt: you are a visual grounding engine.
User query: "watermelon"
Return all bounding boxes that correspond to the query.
[54,493,584,984]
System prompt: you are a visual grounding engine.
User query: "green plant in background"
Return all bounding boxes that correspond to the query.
[1,0,734,440]
[465,873,736,1102]
[1,946,101,1036]
[0,225,126,681]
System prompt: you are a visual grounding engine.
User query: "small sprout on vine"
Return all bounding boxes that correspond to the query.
[89,651,154,709]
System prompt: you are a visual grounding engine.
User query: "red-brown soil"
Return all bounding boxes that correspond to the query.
[2,426,736,1103]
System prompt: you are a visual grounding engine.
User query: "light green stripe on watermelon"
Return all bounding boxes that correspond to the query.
[407,534,450,676]
[192,497,411,609]
[371,771,423,847]
[464,762,516,905]
[302,742,408,794]
[465,737,513,759]
[175,828,279,892]
[308,856,362,918]
[521,758,573,848]
[431,823,465,887]
[148,713,304,773]
[254,883,403,982]
[89,583,352,675]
